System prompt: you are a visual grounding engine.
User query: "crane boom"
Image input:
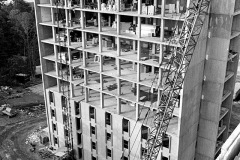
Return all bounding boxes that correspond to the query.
[144,0,210,159]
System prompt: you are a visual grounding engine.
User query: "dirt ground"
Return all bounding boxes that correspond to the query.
[0,83,51,160]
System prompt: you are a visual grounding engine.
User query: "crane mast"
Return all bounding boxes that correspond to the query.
[144,0,210,159]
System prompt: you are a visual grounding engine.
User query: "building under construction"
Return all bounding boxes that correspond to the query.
[34,0,240,159]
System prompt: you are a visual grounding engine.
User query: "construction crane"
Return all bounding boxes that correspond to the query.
[55,1,74,159]
[143,0,210,159]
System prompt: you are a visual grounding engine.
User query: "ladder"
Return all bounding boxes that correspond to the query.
[144,0,210,159]
[56,1,74,159]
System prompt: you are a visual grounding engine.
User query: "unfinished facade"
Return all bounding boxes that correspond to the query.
[34,0,240,159]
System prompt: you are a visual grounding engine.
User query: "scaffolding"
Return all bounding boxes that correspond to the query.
[56,0,74,159]
[144,0,211,159]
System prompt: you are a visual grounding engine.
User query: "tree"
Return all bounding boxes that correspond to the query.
[8,5,38,78]
[0,0,39,85]
[12,0,32,12]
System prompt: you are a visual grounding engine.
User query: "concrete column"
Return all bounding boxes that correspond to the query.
[135,104,139,121]
[83,51,86,67]
[117,15,120,35]
[51,8,55,24]
[109,15,111,27]
[82,32,86,49]
[100,92,104,108]
[100,55,103,72]
[85,87,89,102]
[80,11,84,28]
[70,83,74,98]
[138,0,142,14]
[117,37,121,56]
[137,17,141,38]
[99,34,102,52]
[117,97,121,114]
[160,19,165,43]
[137,41,141,82]
[98,13,102,32]
[161,0,165,16]
[68,48,73,82]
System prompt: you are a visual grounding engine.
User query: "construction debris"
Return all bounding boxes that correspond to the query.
[25,129,41,145]
[1,105,17,118]
[38,148,54,159]
[0,86,12,91]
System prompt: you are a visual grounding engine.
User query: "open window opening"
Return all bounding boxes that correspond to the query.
[123,118,130,133]
[61,96,67,109]
[105,112,112,126]
[76,117,81,130]
[123,140,129,149]
[162,134,170,148]
[78,147,83,159]
[49,91,54,104]
[90,106,96,119]
[106,132,112,142]
[91,126,96,135]
[107,148,112,157]
[141,125,148,140]
[92,141,96,150]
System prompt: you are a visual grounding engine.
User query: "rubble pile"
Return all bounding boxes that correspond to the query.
[17,104,45,117]
[38,149,54,159]
[0,86,12,91]
[25,129,41,145]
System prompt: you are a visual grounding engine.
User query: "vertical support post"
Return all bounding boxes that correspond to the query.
[135,104,139,121]
[117,78,121,114]
[99,34,102,53]
[137,16,141,38]
[68,48,73,82]
[138,0,142,14]
[109,15,111,27]
[82,32,86,49]
[100,92,104,108]
[98,12,102,32]
[137,41,141,82]
[51,8,55,24]
[117,15,120,35]
[161,0,165,16]
[81,11,85,29]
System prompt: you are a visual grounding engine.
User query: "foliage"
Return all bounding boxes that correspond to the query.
[0,0,39,86]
